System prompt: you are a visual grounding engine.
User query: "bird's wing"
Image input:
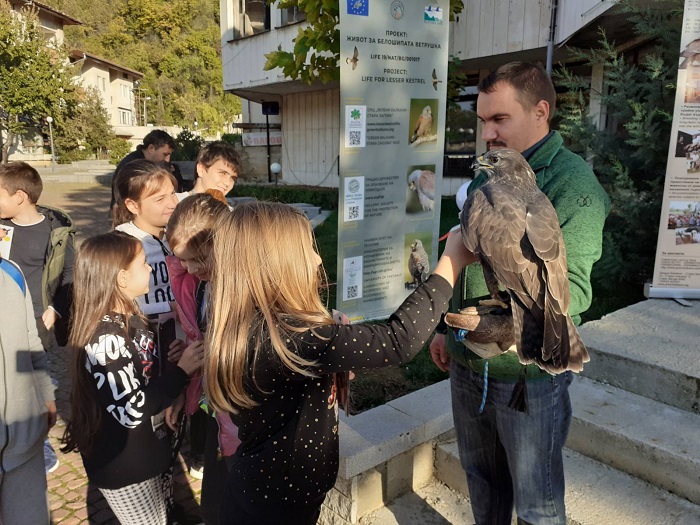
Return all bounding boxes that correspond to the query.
[353,46,358,59]
[432,68,437,80]
[414,114,423,134]
[523,191,571,366]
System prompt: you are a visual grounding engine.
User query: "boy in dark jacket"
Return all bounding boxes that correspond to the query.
[0,161,75,474]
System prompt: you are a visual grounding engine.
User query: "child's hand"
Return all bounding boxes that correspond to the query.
[331,309,349,325]
[168,339,186,363]
[42,308,58,330]
[165,393,185,431]
[177,340,205,376]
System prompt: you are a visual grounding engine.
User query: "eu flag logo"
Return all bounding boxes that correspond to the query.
[348,0,369,16]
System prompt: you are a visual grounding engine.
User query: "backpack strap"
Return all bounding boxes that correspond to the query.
[0,258,26,295]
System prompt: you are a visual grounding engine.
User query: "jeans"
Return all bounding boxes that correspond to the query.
[450,361,573,525]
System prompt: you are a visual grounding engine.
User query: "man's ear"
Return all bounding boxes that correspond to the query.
[534,100,550,126]
[195,162,205,179]
[124,198,140,215]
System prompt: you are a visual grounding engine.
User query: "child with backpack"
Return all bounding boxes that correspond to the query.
[0,161,75,474]
[61,231,203,524]
[0,256,56,525]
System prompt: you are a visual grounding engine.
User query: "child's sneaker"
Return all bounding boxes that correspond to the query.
[44,439,59,473]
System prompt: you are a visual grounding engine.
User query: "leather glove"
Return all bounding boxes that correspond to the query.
[444,304,516,359]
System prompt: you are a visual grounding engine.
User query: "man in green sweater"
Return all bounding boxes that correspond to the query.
[430,62,610,524]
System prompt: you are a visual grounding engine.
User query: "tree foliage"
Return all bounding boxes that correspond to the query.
[46,0,241,131]
[263,0,464,84]
[0,1,78,162]
[555,0,682,316]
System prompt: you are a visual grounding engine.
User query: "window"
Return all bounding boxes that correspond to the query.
[236,0,270,38]
[280,5,305,26]
[96,76,106,92]
[119,110,131,126]
[121,84,130,100]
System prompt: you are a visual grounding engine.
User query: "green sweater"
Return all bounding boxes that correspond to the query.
[446,132,611,380]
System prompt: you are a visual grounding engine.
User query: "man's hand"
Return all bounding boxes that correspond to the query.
[42,308,58,331]
[45,401,57,430]
[429,333,450,372]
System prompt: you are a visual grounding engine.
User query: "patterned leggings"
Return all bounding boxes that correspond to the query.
[99,474,169,525]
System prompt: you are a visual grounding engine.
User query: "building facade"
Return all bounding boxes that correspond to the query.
[220,0,632,193]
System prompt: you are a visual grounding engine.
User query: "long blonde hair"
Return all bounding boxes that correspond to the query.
[62,231,144,454]
[205,202,333,413]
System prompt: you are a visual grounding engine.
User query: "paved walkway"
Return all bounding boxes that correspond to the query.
[39,181,204,524]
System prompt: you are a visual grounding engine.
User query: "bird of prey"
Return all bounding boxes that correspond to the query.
[346,46,359,70]
[431,69,443,91]
[407,169,435,211]
[407,239,430,287]
[680,38,700,68]
[410,105,433,143]
[460,148,589,373]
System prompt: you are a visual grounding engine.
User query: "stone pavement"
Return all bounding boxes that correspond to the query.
[39,180,205,524]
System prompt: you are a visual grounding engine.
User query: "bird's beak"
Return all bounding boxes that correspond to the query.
[471,154,493,173]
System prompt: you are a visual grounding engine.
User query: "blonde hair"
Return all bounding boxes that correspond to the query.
[112,159,177,228]
[62,231,144,454]
[167,190,229,261]
[205,201,333,412]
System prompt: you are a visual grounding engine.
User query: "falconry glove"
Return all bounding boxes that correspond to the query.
[444,304,516,359]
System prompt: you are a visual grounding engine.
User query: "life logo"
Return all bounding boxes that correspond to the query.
[347,0,369,17]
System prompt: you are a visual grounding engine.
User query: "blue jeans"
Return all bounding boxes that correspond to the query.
[450,361,573,525]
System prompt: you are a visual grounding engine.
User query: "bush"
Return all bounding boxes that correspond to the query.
[229,184,339,210]
[221,133,242,145]
[56,148,88,164]
[171,129,205,161]
[108,138,133,165]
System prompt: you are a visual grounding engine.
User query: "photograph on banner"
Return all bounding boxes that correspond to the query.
[404,233,432,289]
[408,99,439,149]
[667,201,700,246]
[675,129,700,172]
[406,164,436,214]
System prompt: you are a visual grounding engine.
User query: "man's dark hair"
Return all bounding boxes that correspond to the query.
[478,62,556,122]
[0,161,43,203]
[196,141,242,175]
[139,129,175,151]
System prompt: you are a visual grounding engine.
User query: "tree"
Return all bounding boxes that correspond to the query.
[263,0,464,84]
[0,1,78,162]
[45,0,241,129]
[555,0,682,317]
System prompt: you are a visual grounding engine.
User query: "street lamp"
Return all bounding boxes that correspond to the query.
[194,120,198,136]
[46,116,56,172]
[143,96,151,126]
[270,162,281,188]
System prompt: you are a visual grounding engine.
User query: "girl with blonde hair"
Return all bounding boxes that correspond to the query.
[205,201,471,524]
[62,231,203,525]
[165,190,239,524]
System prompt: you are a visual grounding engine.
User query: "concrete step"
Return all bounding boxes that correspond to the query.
[569,375,700,505]
[435,442,700,525]
[577,299,700,414]
[356,479,474,525]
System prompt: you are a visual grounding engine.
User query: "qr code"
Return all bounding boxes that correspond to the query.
[348,206,360,219]
[346,285,358,299]
[348,131,361,146]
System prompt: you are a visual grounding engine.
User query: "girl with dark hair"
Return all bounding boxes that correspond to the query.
[61,231,203,524]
